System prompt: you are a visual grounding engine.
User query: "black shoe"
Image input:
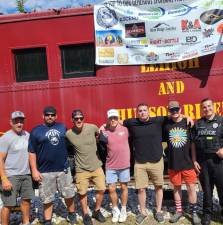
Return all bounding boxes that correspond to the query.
[201,214,211,225]
[83,214,93,225]
[92,209,106,223]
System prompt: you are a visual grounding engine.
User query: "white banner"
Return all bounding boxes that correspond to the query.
[94,0,223,65]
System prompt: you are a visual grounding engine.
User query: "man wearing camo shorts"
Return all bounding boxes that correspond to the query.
[29,106,76,225]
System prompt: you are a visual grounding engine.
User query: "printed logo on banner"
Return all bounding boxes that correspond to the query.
[96,7,118,28]
[125,39,149,48]
[150,23,176,32]
[125,22,146,38]
[98,48,114,57]
[131,53,146,62]
[117,53,129,64]
[181,36,200,45]
[119,16,139,22]
[96,30,123,47]
[146,52,159,62]
[138,7,165,19]
[167,4,197,17]
[181,19,201,32]
[165,52,180,61]
[201,43,217,53]
[217,23,223,34]
[182,51,199,59]
[202,28,214,38]
[150,37,179,46]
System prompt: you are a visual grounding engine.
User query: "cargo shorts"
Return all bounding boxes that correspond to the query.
[39,168,75,204]
[0,175,34,207]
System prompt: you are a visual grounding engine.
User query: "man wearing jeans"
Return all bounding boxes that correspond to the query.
[29,106,76,225]
[0,111,34,225]
[99,109,130,223]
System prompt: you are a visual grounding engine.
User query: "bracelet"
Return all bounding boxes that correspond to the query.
[1,176,8,181]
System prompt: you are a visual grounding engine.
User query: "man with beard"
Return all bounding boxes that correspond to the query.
[0,111,34,225]
[192,98,223,225]
[29,106,76,225]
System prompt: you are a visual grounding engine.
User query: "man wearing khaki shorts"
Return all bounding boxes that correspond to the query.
[29,106,76,225]
[66,109,106,225]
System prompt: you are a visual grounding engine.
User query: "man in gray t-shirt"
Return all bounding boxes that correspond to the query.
[0,111,34,225]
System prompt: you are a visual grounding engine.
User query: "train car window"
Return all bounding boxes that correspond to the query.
[60,43,95,78]
[14,48,48,82]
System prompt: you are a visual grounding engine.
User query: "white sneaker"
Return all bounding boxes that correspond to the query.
[112,207,120,223]
[119,207,127,223]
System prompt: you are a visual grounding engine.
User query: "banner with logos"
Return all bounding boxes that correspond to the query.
[94,0,223,65]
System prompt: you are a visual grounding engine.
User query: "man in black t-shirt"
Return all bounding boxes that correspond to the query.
[123,103,165,224]
[163,101,200,224]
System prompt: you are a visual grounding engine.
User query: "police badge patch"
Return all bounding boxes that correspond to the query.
[96,7,118,29]
[213,122,219,128]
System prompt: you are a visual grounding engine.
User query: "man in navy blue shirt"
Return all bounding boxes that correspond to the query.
[29,106,76,225]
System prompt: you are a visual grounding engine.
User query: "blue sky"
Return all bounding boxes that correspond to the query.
[0,0,103,14]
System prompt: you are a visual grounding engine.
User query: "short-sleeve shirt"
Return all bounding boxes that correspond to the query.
[28,123,68,173]
[0,130,30,177]
[103,125,130,170]
[163,118,193,170]
[123,117,165,163]
[66,123,102,172]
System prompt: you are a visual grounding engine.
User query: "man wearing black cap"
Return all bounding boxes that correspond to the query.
[28,106,76,225]
[66,109,106,225]
[0,111,34,225]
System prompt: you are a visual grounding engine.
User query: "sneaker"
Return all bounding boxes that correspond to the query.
[154,212,165,223]
[136,213,147,225]
[92,209,106,223]
[67,212,77,225]
[43,221,52,225]
[201,214,211,225]
[169,212,184,223]
[83,214,93,225]
[192,213,201,225]
[112,207,120,223]
[119,207,127,223]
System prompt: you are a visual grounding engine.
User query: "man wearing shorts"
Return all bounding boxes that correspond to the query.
[163,101,200,224]
[123,103,166,224]
[29,106,76,225]
[99,109,130,223]
[0,111,34,225]
[66,109,106,225]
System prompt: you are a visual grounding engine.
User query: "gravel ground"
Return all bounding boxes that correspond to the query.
[9,185,223,225]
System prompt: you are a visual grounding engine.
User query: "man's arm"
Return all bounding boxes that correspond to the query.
[0,152,13,190]
[191,142,201,173]
[29,152,42,182]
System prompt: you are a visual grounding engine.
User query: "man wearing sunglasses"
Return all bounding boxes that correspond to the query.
[99,109,130,223]
[0,111,34,225]
[28,106,76,225]
[66,109,106,225]
[163,101,200,224]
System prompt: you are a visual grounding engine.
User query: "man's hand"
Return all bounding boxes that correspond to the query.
[32,169,42,182]
[185,116,194,127]
[193,161,201,174]
[2,178,13,191]
[216,148,223,159]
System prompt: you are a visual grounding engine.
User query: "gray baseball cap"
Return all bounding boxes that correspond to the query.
[11,111,25,120]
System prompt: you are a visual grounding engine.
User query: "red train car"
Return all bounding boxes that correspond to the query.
[0,7,223,133]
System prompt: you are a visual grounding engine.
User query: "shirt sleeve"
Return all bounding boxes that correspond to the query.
[0,135,9,153]
[28,130,37,153]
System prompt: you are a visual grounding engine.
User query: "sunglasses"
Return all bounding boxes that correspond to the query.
[73,117,84,121]
[169,107,180,113]
[12,118,25,124]
[44,113,56,117]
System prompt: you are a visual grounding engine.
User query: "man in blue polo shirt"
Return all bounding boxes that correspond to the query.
[29,106,76,225]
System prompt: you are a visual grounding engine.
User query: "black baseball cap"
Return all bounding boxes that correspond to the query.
[43,106,57,115]
[72,109,84,118]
